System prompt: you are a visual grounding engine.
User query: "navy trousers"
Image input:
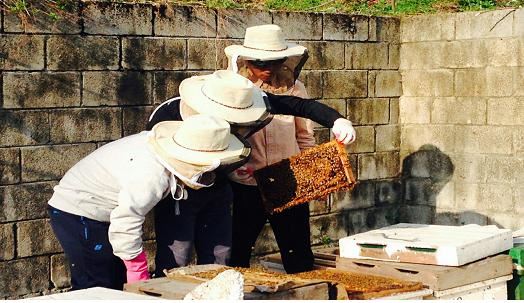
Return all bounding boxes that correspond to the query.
[229,182,314,274]
[154,180,233,277]
[48,206,127,290]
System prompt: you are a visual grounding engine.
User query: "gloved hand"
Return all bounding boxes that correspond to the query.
[332,118,356,145]
[228,164,255,183]
[123,251,150,284]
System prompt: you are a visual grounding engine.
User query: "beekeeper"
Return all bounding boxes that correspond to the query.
[224,24,356,273]
[47,115,249,290]
[147,69,356,276]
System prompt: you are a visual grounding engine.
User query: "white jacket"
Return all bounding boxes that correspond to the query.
[48,131,172,260]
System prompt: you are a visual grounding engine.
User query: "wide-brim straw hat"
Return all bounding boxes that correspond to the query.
[179,70,267,124]
[224,24,307,61]
[148,115,246,166]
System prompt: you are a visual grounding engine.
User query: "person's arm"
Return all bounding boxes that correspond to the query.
[266,93,343,128]
[108,171,169,282]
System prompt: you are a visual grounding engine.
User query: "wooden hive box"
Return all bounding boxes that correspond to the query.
[253,140,355,214]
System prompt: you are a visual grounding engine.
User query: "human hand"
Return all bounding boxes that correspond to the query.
[228,164,255,183]
[332,118,356,145]
[123,251,150,284]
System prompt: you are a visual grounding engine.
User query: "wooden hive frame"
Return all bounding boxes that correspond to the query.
[254,140,356,214]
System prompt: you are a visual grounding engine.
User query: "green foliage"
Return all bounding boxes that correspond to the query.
[458,0,496,10]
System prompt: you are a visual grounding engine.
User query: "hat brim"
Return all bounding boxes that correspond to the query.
[150,121,248,166]
[179,75,268,124]
[225,43,307,61]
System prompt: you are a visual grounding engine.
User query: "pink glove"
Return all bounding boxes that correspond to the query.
[332,118,357,145]
[123,251,150,284]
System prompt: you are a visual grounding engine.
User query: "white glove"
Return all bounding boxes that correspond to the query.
[332,118,356,145]
[228,165,255,183]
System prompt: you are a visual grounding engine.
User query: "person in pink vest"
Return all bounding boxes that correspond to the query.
[225,24,356,273]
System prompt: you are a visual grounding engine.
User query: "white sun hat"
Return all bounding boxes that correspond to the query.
[224,24,307,61]
[179,70,268,124]
[148,115,247,166]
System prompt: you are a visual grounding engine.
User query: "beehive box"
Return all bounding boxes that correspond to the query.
[254,140,355,214]
[339,223,513,266]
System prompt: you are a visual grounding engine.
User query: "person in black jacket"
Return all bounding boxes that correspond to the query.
[148,70,356,276]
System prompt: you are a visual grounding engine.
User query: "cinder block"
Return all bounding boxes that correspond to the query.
[143,240,157,272]
[442,40,486,68]
[310,213,348,245]
[0,223,14,260]
[398,205,434,224]
[3,7,81,34]
[154,5,216,37]
[455,69,486,97]
[485,38,519,67]
[323,71,367,98]
[314,128,330,145]
[0,182,56,222]
[3,72,81,108]
[347,98,389,125]
[272,12,322,40]
[389,43,400,69]
[143,212,156,241]
[0,34,44,70]
[516,8,524,36]
[323,14,368,41]
[253,224,278,255]
[402,146,454,180]
[454,125,513,154]
[369,16,400,42]
[83,71,152,106]
[300,41,344,70]
[487,212,524,230]
[346,126,374,153]
[455,9,514,40]
[401,125,456,154]
[47,36,119,71]
[21,144,96,182]
[49,108,122,143]
[0,257,49,298]
[123,106,155,136]
[187,39,237,70]
[516,187,524,214]
[332,181,374,210]
[390,98,399,124]
[83,2,152,35]
[217,9,271,38]
[400,14,454,42]
[153,71,201,103]
[346,42,388,69]
[50,254,70,289]
[515,126,524,154]
[123,37,186,70]
[431,97,487,124]
[0,148,20,185]
[375,179,401,204]
[358,152,399,180]
[455,183,483,211]
[372,71,401,97]
[0,110,49,146]
[516,67,524,97]
[320,99,346,117]
[450,154,486,183]
[17,219,62,257]
[376,125,399,152]
[487,97,524,125]
[298,70,322,99]
[435,181,455,209]
[484,155,521,184]
[404,178,438,205]
[486,67,513,97]
[310,197,330,216]
[399,41,443,70]
[478,183,513,211]
[401,70,453,97]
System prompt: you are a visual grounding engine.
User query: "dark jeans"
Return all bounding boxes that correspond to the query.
[229,182,314,274]
[154,181,233,277]
[48,206,127,290]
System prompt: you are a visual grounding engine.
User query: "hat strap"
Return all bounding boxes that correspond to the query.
[243,44,289,52]
[173,138,229,152]
[200,86,252,110]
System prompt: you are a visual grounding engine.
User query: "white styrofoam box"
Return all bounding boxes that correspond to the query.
[339,223,512,266]
[23,287,164,300]
[432,275,512,300]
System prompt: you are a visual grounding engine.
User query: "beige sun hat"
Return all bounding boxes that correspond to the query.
[148,115,246,166]
[179,70,268,124]
[224,24,307,61]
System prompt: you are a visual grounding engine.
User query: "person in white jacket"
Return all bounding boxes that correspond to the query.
[47,115,249,290]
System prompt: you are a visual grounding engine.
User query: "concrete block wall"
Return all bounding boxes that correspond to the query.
[0,1,401,298]
[399,8,524,228]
